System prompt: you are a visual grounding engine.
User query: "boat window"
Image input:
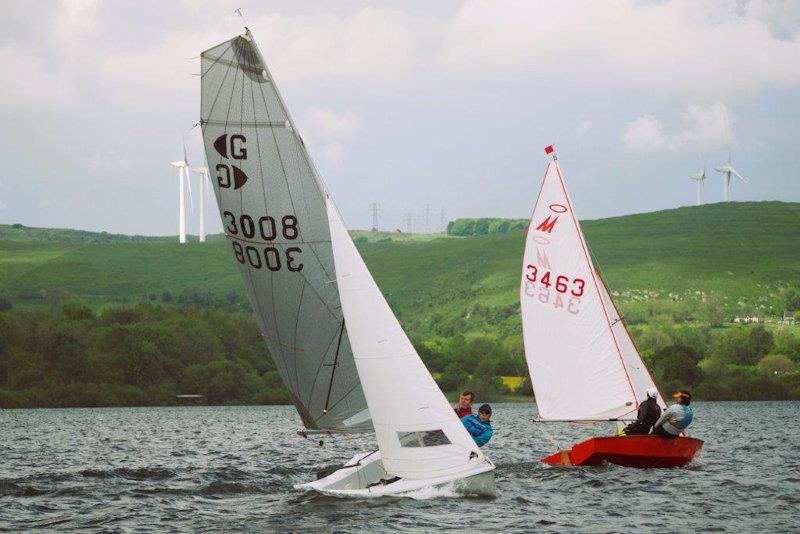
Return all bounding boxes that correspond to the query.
[397,430,451,447]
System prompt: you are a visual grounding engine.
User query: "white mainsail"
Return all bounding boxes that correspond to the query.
[520,160,664,421]
[327,198,487,480]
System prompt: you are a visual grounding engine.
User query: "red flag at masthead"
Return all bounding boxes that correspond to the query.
[544,145,554,155]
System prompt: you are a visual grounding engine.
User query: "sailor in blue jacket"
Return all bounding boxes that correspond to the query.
[461,403,493,446]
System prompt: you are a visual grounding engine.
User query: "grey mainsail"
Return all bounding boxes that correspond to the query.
[200,30,370,432]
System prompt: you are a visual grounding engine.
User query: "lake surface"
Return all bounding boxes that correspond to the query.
[1,402,798,533]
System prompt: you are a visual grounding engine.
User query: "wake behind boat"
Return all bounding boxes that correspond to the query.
[199,29,494,497]
[520,146,703,468]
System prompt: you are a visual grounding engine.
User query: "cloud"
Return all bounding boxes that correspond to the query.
[0,46,77,111]
[52,0,98,42]
[319,142,344,165]
[624,102,734,150]
[255,7,430,87]
[307,109,355,138]
[435,0,800,99]
[7,1,798,115]
[745,0,800,39]
[623,115,667,150]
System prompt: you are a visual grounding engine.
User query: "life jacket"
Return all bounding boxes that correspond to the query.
[675,405,693,429]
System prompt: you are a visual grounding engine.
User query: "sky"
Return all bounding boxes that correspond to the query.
[1,0,799,236]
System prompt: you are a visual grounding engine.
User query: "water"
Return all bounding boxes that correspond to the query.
[1,402,798,533]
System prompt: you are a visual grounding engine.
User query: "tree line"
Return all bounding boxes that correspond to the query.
[447,218,528,236]
[1,293,799,408]
[0,302,289,408]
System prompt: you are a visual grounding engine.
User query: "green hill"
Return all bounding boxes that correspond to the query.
[1,201,799,407]
[2,201,797,324]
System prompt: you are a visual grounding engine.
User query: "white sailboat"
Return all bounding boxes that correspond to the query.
[299,199,495,496]
[199,29,494,496]
[520,146,703,468]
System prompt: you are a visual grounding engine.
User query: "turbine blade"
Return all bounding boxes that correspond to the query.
[731,168,748,183]
[185,169,195,215]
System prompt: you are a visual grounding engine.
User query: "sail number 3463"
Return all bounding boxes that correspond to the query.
[524,265,585,296]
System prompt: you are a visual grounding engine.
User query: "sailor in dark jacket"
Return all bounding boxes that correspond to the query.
[622,388,661,435]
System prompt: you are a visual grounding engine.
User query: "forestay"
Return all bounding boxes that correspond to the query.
[520,161,662,421]
[326,198,486,479]
[200,31,370,432]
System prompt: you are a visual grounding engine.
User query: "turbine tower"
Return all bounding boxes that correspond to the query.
[191,166,209,243]
[715,157,748,202]
[169,145,190,244]
[689,167,706,206]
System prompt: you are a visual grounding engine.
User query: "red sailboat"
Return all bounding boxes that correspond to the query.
[520,146,703,468]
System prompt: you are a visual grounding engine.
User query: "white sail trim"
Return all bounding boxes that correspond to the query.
[326,197,485,479]
[520,161,644,421]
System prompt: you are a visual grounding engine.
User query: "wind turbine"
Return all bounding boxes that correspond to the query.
[715,156,748,202]
[191,166,209,243]
[689,167,706,206]
[169,145,190,244]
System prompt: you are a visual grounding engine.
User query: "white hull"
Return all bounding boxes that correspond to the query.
[296,450,496,498]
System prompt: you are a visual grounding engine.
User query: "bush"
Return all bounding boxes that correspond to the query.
[701,293,725,327]
[515,376,534,396]
[713,325,774,366]
[61,303,94,321]
[757,354,795,375]
[0,305,279,407]
[437,362,469,393]
[179,360,261,404]
[652,345,704,392]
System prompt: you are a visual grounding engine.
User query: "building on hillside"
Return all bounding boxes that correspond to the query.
[733,314,760,324]
[781,311,797,325]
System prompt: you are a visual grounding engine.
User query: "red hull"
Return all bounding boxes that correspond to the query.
[542,435,703,468]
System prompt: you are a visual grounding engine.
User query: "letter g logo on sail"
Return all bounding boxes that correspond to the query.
[213,134,249,189]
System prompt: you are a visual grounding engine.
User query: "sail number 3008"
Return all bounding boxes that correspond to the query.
[224,211,304,272]
[525,265,585,296]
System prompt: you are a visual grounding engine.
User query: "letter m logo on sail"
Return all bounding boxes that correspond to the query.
[535,215,559,233]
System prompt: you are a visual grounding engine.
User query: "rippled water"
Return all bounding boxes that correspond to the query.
[2,402,798,532]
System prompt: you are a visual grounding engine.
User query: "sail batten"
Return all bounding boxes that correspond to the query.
[521,161,661,421]
[200,30,370,432]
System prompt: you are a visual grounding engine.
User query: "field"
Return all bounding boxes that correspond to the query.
[1,201,798,330]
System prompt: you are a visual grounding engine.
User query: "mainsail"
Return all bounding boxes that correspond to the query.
[520,160,665,421]
[327,198,486,479]
[200,30,369,432]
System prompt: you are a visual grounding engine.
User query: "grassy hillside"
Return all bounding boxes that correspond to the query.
[2,201,799,407]
[1,202,798,326]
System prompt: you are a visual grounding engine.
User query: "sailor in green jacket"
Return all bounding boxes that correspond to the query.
[652,390,694,437]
